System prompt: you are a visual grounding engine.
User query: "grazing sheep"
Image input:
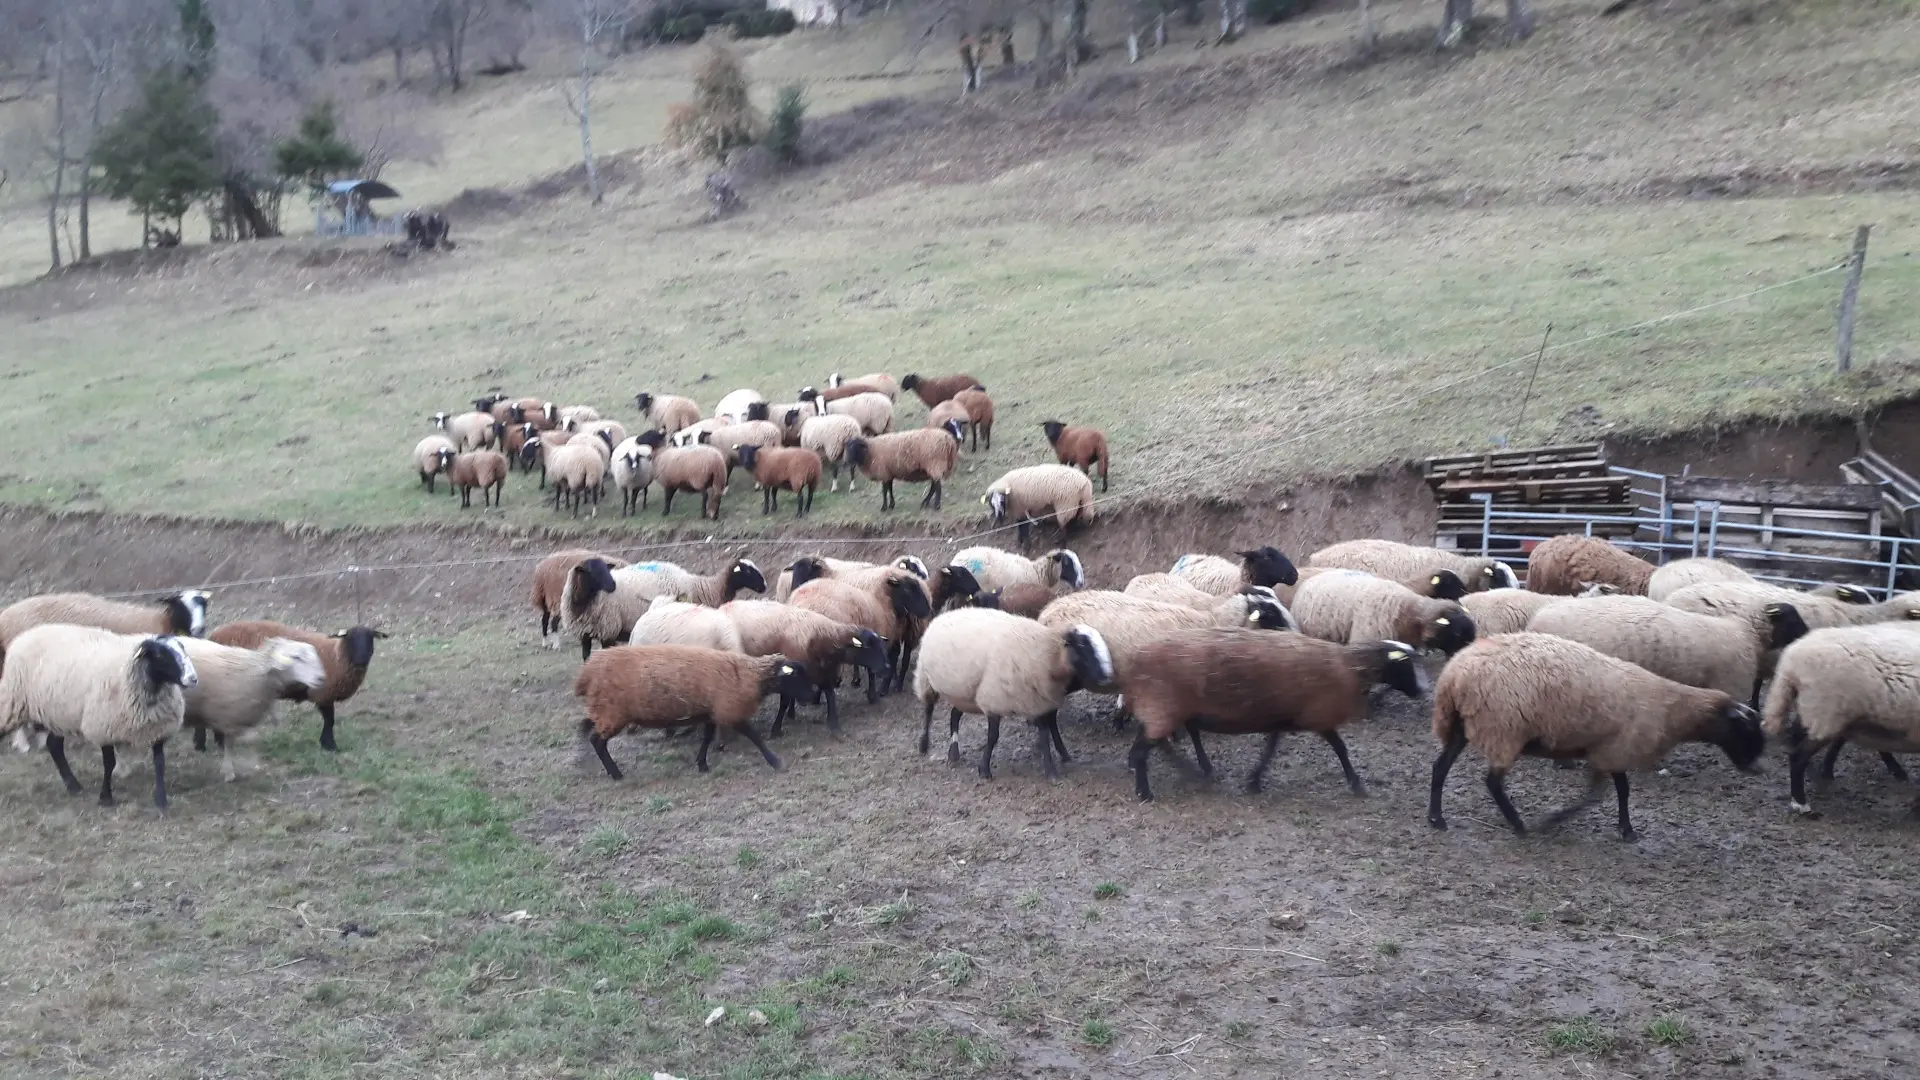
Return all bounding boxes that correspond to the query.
[826,372,900,399]
[846,422,964,511]
[951,547,1085,594]
[1037,590,1295,694]
[800,413,865,492]
[1041,421,1109,493]
[575,645,813,779]
[791,572,933,698]
[1763,624,1920,816]
[913,609,1114,779]
[801,389,894,436]
[1169,548,1301,595]
[1123,631,1424,802]
[1528,594,1808,706]
[439,410,504,453]
[0,626,197,809]
[0,591,210,663]
[928,399,971,443]
[208,622,386,752]
[968,582,1059,619]
[984,465,1095,546]
[653,444,731,519]
[448,450,509,509]
[953,388,994,451]
[720,600,891,734]
[900,373,983,409]
[631,597,746,652]
[635,392,702,434]
[1526,535,1654,595]
[529,550,628,649]
[698,420,784,472]
[179,637,326,781]
[1308,539,1518,592]
[610,438,655,516]
[714,389,766,424]
[1460,588,1564,635]
[735,444,821,518]
[1428,632,1765,841]
[1290,570,1477,655]
[413,434,458,492]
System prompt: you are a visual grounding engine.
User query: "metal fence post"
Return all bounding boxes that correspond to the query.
[1705,501,1722,558]
[1476,494,1493,558]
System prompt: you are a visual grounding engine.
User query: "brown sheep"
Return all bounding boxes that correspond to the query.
[900,373,983,409]
[845,421,964,511]
[1526,534,1654,595]
[719,600,892,734]
[654,444,730,519]
[970,582,1057,619]
[529,549,629,647]
[635,392,703,434]
[575,645,813,779]
[790,572,934,699]
[735,444,821,517]
[207,621,387,752]
[1041,420,1109,493]
[447,450,509,508]
[954,389,994,451]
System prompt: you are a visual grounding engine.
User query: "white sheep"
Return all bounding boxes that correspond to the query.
[179,637,326,781]
[1527,594,1808,706]
[630,597,746,652]
[609,438,655,517]
[714,389,766,424]
[1763,624,1920,816]
[1168,548,1300,595]
[949,547,1086,594]
[413,434,458,493]
[800,414,865,492]
[1308,539,1517,592]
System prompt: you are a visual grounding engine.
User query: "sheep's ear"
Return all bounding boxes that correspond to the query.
[1906,608,1920,620]
[1764,603,1783,616]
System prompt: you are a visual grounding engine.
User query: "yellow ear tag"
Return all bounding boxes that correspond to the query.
[1435,617,1450,626]
[1388,650,1408,661]
[1765,604,1781,615]
[1431,575,1441,585]
[780,665,794,674]
[1246,611,1260,623]
[849,637,862,647]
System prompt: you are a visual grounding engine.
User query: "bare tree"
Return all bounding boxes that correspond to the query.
[1438,0,1533,47]
[549,0,633,204]
[1357,0,1377,53]
[429,0,491,91]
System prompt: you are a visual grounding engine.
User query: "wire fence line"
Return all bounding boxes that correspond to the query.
[89,262,1850,602]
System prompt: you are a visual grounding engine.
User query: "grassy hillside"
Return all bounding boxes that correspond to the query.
[4,0,1920,533]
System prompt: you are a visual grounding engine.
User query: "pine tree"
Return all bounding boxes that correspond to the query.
[274,102,366,196]
[93,71,221,237]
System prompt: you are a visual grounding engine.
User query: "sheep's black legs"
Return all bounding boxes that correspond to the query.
[318,704,338,752]
[151,741,169,813]
[1789,739,1824,812]
[1128,732,1157,801]
[979,714,1001,779]
[918,697,937,755]
[580,637,594,663]
[1322,731,1367,796]
[879,481,895,510]
[192,725,208,752]
[1611,773,1635,841]
[772,694,794,737]
[695,721,717,772]
[1245,730,1281,793]
[1888,754,1911,781]
[947,707,965,764]
[823,687,841,735]
[587,730,622,779]
[737,721,782,771]
[98,745,117,807]
[1428,727,1467,829]
[1039,709,1071,764]
[1034,719,1059,780]
[1816,740,1910,788]
[1484,769,1526,834]
[1186,721,1214,779]
[45,734,83,795]
[1016,520,1033,549]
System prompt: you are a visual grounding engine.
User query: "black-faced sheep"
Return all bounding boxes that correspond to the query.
[1169,547,1300,595]
[766,401,819,445]
[0,626,197,810]
[1762,624,1920,817]
[800,414,865,492]
[179,637,326,781]
[900,373,983,409]
[1308,539,1517,593]
[790,571,933,698]
[1290,570,1477,656]
[720,600,891,734]
[1121,630,1424,802]
[561,557,766,660]
[951,547,1085,594]
[503,423,539,472]
[575,645,813,779]
[735,444,821,517]
[1428,632,1765,841]
[1036,590,1294,694]
[0,590,211,674]
[984,465,1095,546]
[714,389,766,423]
[1041,421,1109,493]
[530,550,627,649]
[208,622,386,751]
[536,438,608,516]
[635,392,702,434]
[1527,594,1807,707]
[1268,566,1468,607]
[1526,534,1653,595]
[803,390,894,436]
[448,449,509,509]
[913,609,1114,779]
[414,435,458,492]
[610,438,655,516]
[774,554,931,602]
[846,422,963,511]
[653,444,731,519]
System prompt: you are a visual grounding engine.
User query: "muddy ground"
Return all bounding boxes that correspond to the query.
[3,410,1919,1078]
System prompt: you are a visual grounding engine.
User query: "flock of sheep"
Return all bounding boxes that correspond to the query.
[5,514,1920,841]
[409,372,1111,538]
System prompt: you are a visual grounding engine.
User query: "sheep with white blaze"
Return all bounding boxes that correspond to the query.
[913,609,1114,780]
[0,626,197,810]
[609,437,656,516]
[179,637,326,781]
[413,434,458,492]
[1308,539,1517,592]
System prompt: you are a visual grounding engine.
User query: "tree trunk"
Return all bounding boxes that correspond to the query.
[1438,0,1473,47]
[578,40,600,204]
[46,39,66,272]
[1506,0,1535,39]
[1155,11,1167,47]
[392,43,407,85]
[1066,0,1088,69]
[225,181,279,240]
[1359,0,1377,51]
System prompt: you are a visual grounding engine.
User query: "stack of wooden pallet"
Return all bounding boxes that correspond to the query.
[1425,443,1635,550]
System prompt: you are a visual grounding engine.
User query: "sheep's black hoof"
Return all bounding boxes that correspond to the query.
[1348,781,1370,798]
[1135,792,1154,803]
[1428,815,1448,830]
[98,794,116,808]
[977,766,993,780]
[1618,828,1639,843]
[946,744,961,766]
[62,780,82,796]
[320,736,338,752]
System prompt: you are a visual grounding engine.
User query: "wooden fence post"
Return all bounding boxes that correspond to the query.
[1837,224,1871,372]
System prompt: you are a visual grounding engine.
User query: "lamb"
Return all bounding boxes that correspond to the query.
[1460,588,1564,635]
[1036,590,1295,693]
[1041,421,1109,493]
[900,373,983,409]
[179,637,326,781]
[437,410,504,453]
[0,590,210,662]
[631,596,745,652]
[1169,547,1301,595]
[562,557,767,660]
[1763,624,1920,816]
[653,444,731,519]
[1122,630,1424,802]
[529,550,627,649]
[953,389,994,451]
[1308,539,1518,592]
[826,372,900,399]
[575,645,813,779]
[1427,632,1765,841]
[448,449,509,509]
[719,600,891,734]
[846,422,963,510]
[609,438,655,516]
[1526,534,1654,595]
[1289,570,1477,655]
[800,414,865,491]
[698,420,784,471]
[413,434,458,492]
[950,546,1085,594]
[984,465,1096,546]
[714,389,766,424]
[801,389,894,436]
[635,392,702,434]
[968,583,1058,619]
[1527,594,1808,706]
[735,444,821,517]
[790,571,934,698]
[913,609,1114,779]
[208,622,386,751]
[0,626,197,809]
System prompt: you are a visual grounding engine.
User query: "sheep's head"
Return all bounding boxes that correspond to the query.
[1576,581,1620,597]
[162,590,211,637]
[138,636,197,691]
[636,429,666,449]
[509,404,528,423]
[1423,608,1477,656]
[1830,584,1873,604]
[519,438,543,468]
[746,402,771,422]
[1424,570,1469,601]
[331,627,388,668]
[841,628,891,678]
[967,587,1003,609]
[430,411,450,429]
[1374,640,1427,700]
[1239,546,1299,588]
[783,406,803,428]
[787,556,829,592]
[900,374,922,390]
[843,438,871,467]
[891,555,930,580]
[941,418,966,443]
[1041,420,1067,446]
[266,639,327,692]
[1763,603,1810,650]
[635,392,654,412]
[769,659,814,699]
[727,559,767,598]
[491,421,508,442]
[1048,549,1086,590]
[827,373,843,388]
[1063,624,1115,692]
[932,565,982,609]
[570,558,618,613]
[541,403,559,425]
[595,429,615,450]
[436,448,457,474]
[1241,593,1294,631]
[564,416,580,432]
[1483,561,1520,589]
[1712,701,1766,773]
[797,386,819,402]
[985,488,1009,525]
[886,573,933,620]
[736,444,761,471]
[473,395,502,414]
